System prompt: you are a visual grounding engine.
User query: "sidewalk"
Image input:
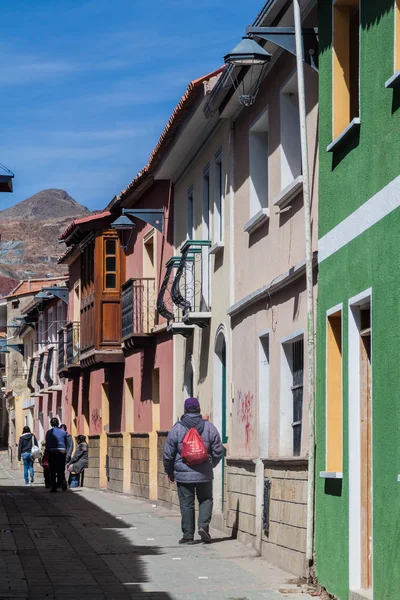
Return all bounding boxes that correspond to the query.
[0,453,315,599]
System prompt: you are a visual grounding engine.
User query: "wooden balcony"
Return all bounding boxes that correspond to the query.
[121,278,156,351]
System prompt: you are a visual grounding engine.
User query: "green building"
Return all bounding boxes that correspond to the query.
[316,1,400,599]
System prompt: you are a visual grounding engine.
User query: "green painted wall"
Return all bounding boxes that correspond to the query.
[316,1,400,599]
[317,210,400,600]
[318,0,400,239]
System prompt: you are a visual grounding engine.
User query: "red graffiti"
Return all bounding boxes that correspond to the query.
[91,408,101,429]
[236,390,254,451]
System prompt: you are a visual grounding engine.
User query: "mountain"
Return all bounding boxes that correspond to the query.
[0,189,91,288]
[0,189,90,221]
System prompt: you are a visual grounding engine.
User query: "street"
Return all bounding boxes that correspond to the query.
[0,452,313,600]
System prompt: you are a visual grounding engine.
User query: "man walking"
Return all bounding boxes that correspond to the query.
[163,397,224,544]
[45,417,68,493]
[60,424,74,463]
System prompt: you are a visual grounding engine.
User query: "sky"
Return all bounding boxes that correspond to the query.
[0,0,263,212]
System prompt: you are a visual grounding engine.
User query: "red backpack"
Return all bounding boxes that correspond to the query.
[181,426,209,466]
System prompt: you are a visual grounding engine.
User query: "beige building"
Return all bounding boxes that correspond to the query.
[155,67,233,517]
[205,0,318,576]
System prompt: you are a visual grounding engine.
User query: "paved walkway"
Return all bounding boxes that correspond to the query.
[0,453,315,599]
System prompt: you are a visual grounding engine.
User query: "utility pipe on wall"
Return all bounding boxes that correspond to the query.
[293,0,316,567]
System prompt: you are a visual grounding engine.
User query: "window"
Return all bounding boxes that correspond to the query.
[258,333,270,458]
[280,334,304,457]
[202,166,210,241]
[143,232,155,278]
[333,0,360,139]
[280,73,302,190]
[104,238,117,289]
[81,239,94,294]
[249,110,269,216]
[325,309,343,474]
[213,151,223,242]
[12,300,19,310]
[187,187,194,240]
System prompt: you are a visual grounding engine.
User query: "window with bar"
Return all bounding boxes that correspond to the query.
[280,335,304,457]
[291,339,304,457]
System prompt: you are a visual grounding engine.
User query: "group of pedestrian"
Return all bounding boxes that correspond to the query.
[17,397,222,546]
[18,417,88,491]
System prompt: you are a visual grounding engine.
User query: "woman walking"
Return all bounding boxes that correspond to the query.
[18,426,38,485]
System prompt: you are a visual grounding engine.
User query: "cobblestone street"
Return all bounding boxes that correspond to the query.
[0,453,314,600]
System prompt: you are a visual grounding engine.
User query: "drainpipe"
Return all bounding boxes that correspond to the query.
[293,0,316,568]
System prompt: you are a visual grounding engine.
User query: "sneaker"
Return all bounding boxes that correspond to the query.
[61,480,68,492]
[30,476,34,484]
[179,537,195,545]
[198,526,212,543]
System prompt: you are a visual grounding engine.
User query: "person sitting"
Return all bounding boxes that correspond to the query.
[67,435,88,487]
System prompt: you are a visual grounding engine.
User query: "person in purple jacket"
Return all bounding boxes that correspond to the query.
[163,397,224,545]
[45,417,68,493]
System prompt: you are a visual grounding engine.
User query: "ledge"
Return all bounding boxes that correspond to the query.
[273,175,303,209]
[385,69,400,89]
[264,457,308,467]
[320,471,342,479]
[153,323,168,334]
[227,252,318,317]
[327,118,361,153]
[130,432,149,438]
[244,208,269,235]
[226,457,258,465]
[208,241,224,255]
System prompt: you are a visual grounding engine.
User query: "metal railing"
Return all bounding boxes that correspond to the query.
[171,240,211,315]
[58,329,65,371]
[121,278,156,339]
[66,322,80,366]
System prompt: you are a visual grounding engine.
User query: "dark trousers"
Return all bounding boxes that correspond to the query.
[177,481,213,539]
[48,451,66,490]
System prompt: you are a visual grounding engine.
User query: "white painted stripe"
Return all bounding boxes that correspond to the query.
[319,174,400,262]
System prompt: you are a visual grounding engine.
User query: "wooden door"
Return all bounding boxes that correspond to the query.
[360,319,372,590]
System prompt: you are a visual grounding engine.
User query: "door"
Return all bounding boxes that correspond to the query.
[149,369,160,501]
[360,305,372,590]
[214,330,227,513]
[221,340,227,508]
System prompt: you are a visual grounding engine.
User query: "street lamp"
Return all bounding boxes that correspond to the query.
[223,37,271,106]
[110,213,136,251]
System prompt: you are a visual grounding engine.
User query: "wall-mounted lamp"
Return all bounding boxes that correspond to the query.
[111,213,136,251]
[111,208,165,251]
[224,37,271,106]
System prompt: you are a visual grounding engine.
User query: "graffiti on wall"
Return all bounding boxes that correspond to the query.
[91,408,101,430]
[236,390,255,452]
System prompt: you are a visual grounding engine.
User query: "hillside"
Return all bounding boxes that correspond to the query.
[0,189,90,220]
[0,189,91,287]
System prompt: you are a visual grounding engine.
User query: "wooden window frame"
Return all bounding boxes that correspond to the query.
[332,0,360,140]
[103,236,118,291]
[321,305,343,478]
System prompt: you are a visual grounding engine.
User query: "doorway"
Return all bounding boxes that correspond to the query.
[349,291,372,594]
[149,368,160,501]
[214,329,227,513]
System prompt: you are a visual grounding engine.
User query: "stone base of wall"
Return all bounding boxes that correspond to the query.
[157,431,178,508]
[223,458,308,576]
[85,435,100,489]
[225,460,257,547]
[261,460,308,576]
[131,433,149,499]
[107,434,125,494]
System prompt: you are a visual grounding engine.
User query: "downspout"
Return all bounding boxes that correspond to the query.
[293,0,316,568]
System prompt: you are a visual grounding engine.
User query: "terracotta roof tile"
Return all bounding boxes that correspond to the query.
[59,210,111,241]
[115,67,225,205]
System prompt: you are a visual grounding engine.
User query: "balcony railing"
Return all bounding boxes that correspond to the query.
[58,328,65,371]
[171,240,211,327]
[66,322,80,366]
[122,278,156,339]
